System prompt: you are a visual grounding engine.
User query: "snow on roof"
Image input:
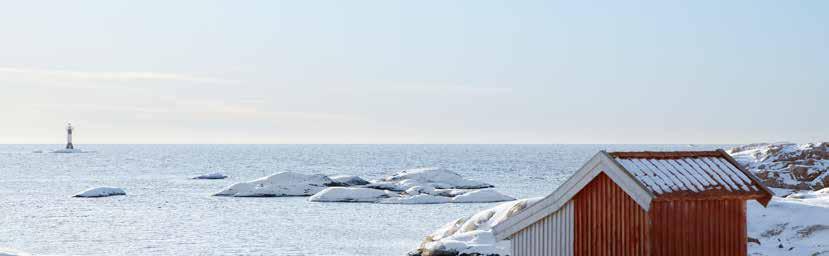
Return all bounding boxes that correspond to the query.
[609,150,772,200]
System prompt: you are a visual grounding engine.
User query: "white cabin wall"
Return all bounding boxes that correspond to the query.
[511,200,574,256]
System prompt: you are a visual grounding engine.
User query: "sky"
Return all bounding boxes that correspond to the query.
[0,1,826,144]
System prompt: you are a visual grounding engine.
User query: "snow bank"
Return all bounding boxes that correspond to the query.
[748,189,829,255]
[214,172,336,197]
[73,187,126,198]
[729,142,828,190]
[410,197,542,256]
[309,187,398,202]
[329,175,370,186]
[192,172,227,180]
[31,150,43,153]
[0,248,31,256]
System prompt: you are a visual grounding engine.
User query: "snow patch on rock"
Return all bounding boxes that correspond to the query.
[410,197,543,256]
[73,187,126,198]
[309,187,398,202]
[377,167,493,190]
[0,248,31,256]
[214,172,336,197]
[192,172,227,180]
[329,175,370,186]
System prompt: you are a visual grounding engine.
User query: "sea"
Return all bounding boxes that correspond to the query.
[0,144,729,256]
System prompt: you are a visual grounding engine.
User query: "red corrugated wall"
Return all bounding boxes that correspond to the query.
[574,173,748,256]
[649,199,747,256]
[574,173,649,256]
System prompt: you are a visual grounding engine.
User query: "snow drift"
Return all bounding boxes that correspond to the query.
[73,187,126,198]
[214,172,337,197]
[409,197,543,256]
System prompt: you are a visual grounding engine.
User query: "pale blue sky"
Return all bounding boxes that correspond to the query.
[1,1,826,144]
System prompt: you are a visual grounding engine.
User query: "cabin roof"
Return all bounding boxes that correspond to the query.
[609,150,772,201]
[492,149,773,240]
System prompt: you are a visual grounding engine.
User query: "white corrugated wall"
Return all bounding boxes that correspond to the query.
[511,200,574,256]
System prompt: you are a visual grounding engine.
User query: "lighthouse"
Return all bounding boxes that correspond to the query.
[66,123,74,149]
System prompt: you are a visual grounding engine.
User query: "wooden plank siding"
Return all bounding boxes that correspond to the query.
[649,199,747,256]
[574,173,649,256]
[512,200,574,256]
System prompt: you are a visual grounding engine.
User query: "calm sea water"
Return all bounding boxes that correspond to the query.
[0,144,727,256]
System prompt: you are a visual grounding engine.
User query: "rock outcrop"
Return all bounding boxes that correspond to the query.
[310,168,514,204]
[214,172,338,197]
[728,142,828,190]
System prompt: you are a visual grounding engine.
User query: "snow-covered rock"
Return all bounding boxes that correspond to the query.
[214,172,337,197]
[192,172,228,180]
[410,197,543,256]
[379,194,452,204]
[73,187,126,198]
[329,175,370,186]
[0,248,31,256]
[308,168,513,204]
[51,148,88,153]
[377,168,493,190]
[748,189,829,255]
[309,187,398,202]
[450,189,515,203]
[31,150,43,153]
[728,142,828,190]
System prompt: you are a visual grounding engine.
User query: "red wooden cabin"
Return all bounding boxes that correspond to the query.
[493,150,773,256]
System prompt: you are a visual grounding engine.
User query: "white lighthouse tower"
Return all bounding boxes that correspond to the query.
[65,122,74,149]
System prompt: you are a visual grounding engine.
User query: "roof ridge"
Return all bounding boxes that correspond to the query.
[608,151,723,159]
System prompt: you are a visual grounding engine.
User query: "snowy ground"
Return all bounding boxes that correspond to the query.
[748,189,829,256]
